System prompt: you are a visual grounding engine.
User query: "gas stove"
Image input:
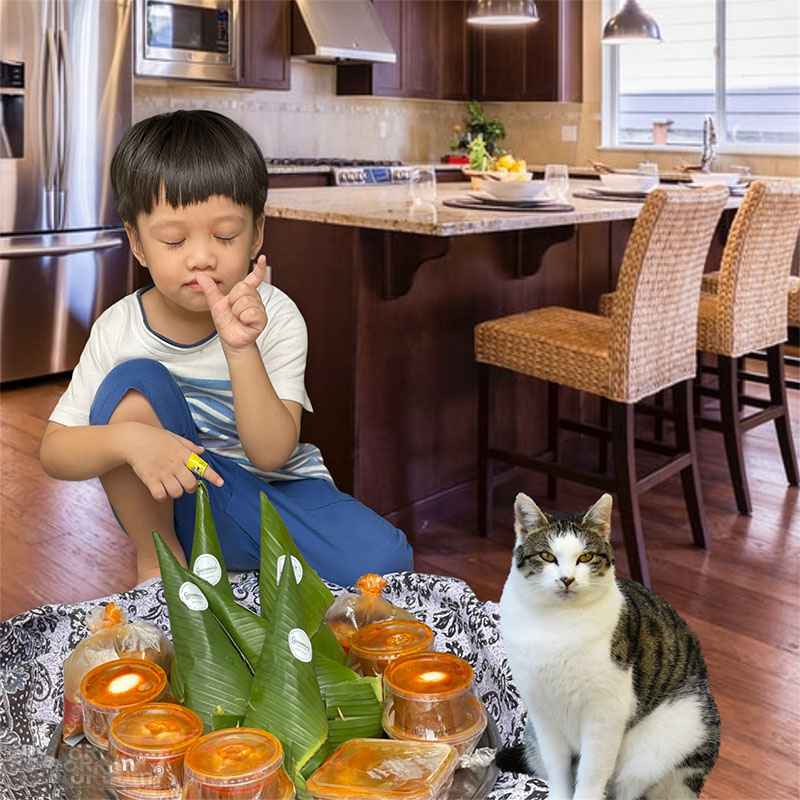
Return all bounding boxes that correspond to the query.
[264,157,412,185]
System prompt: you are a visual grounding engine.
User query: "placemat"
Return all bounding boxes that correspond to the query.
[573,190,647,203]
[444,197,574,213]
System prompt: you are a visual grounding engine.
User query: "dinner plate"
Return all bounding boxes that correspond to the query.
[468,191,555,208]
[584,186,653,200]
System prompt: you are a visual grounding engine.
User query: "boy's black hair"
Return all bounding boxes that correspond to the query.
[110,109,269,225]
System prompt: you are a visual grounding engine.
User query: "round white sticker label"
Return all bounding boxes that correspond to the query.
[276,555,304,586]
[178,582,208,611]
[193,554,222,586]
[287,628,313,662]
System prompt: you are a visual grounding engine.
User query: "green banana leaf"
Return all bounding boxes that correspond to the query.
[314,654,359,690]
[311,622,349,665]
[153,533,252,731]
[321,678,384,755]
[168,654,185,704]
[185,482,269,670]
[258,492,334,633]
[244,552,328,778]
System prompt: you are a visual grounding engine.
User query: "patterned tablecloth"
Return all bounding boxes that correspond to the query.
[0,572,547,799]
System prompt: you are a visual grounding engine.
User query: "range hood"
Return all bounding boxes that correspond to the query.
[292,0,396,64]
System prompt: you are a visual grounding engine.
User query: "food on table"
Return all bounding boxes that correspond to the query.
[382,652,488,757]
[80,658,168,750]
[349,620,434,677]
[108,703,203,797]
[62,601,173,741]
[306,738,458,800]
[324,573,418,652]
[182,727,294,799]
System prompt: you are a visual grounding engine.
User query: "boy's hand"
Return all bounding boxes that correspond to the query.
[126,425,224,501]
[196,256,268,350]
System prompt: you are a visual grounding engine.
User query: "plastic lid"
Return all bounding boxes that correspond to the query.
[349,621,434,660]
[385,652,473,700]
[184,728,283,786]
[306,738,458,800]
[80,659,167,710]
[110,703,203,756]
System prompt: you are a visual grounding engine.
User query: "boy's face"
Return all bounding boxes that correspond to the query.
[126,194,265,313]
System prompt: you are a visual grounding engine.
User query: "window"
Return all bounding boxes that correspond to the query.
[604,0,800,152]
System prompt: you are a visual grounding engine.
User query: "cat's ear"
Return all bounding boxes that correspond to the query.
[582,493,613,538]
[514,493,550,545]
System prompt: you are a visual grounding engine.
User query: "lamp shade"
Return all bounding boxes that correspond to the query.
[467,0,539,26]
[602,0,662,43]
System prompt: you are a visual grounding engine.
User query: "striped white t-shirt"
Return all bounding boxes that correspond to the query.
[50,284,332,483]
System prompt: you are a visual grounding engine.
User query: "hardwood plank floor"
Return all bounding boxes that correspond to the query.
[1,374,798,799]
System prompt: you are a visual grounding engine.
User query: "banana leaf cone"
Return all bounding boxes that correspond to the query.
[258,492,334,633]
[186,482,269,670]
[244,552,328,784]
[153,532,252,731]
[311,622,348,666]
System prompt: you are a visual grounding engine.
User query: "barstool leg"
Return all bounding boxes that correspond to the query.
[477,364,494,536]
[718,354,752,515]
[767,343,799,486]
[611,400,651,588]
[673,379,710,549]
[547,382,558,499]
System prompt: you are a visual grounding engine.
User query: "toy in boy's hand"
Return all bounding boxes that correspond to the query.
[195,255,269,350]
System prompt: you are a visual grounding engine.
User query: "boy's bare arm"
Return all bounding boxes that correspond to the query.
[197,256,301,473]
[40,421,223,498]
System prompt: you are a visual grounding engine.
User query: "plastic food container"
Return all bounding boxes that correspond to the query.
[107,703,203,798]
[80,659,167,750]
[382,652,488,756]
[349,620,434,676]
[306,738,458,800]
[182,727,295,799]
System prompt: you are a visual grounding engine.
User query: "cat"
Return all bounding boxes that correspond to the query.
[496,492,719,800]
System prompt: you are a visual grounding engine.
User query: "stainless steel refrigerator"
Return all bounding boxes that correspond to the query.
[0,0,133,382]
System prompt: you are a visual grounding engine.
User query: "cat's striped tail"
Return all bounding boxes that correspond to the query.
[495,744,532,774]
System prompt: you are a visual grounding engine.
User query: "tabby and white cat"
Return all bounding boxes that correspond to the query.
[497,493,719,800]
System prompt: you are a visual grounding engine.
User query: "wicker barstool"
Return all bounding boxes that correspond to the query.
[474,187,728,587]
[693,181,800,514]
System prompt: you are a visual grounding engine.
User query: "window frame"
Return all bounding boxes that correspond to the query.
[601,0,800,157]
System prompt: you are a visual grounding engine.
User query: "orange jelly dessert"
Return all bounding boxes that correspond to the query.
[383,652,488,756]
[108,703,203,798]
[182,727,295,799]
[80,659,167,750]
[348,620,434,676]
[306,738,458,800]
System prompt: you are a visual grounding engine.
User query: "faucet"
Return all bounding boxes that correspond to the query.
[700,115,717,172]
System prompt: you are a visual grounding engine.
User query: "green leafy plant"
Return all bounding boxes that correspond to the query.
[465,100,505,155]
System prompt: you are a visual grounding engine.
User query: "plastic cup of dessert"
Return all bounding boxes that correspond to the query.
[348,619,434,677]
[80,659,168,750]
[182,727,294,799]
[382,651,489,757]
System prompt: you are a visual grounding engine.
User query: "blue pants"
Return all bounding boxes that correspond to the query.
[89,359,413,586]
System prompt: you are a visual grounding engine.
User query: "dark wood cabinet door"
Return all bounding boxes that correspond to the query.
[239,0,291,90]
[471,0,582,102]
[438,0,469,100]
[371,0,404,95]
[403,1,438,98]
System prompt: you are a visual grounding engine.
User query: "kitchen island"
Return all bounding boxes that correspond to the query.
[262,180,739,533]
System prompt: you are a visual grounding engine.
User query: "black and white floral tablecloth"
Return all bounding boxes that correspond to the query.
[0,572,547,799]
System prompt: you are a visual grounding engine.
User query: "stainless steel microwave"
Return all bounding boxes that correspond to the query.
[135,0,239,83]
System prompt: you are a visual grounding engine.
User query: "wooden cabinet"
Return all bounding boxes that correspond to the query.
[239,0,291,91]
[337,0,468,100]
[471,0,582,102]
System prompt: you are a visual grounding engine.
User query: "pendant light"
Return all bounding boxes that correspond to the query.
[602,0,662,43]
[467,0,539,26]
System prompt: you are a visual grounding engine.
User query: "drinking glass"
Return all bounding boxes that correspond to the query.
[409,167,437,206]
[544,164,569,203]
[637,161,659,178]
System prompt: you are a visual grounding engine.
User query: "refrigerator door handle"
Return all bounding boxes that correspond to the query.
[56,25,72,229]
[42,27,59,229]
[0,236,125,259]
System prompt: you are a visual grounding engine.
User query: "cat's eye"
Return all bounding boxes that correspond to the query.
[577,553,594,563]
[539,551,556,563]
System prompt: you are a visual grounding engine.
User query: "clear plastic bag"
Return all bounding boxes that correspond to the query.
[324,574,418,652]
[62,602,173,741]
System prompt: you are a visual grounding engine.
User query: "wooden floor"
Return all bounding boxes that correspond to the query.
[1,374,798,799]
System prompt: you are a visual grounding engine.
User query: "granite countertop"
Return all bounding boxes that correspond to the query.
[264,178,742,237]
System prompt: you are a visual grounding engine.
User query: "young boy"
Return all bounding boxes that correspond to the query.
[39,109,412,588]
